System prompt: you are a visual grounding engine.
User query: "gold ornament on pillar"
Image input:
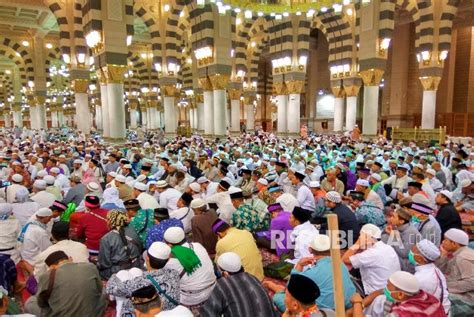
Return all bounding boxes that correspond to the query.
[285,80,305,94]
[243,96,255,105]
[330,86,345,98]
[195,94,204,103]
[96,68,107,86]
[359,69,384,86]
[12,104,21,112]
[272,82,287,95]
[129,101,138,110]
[198,77,213,91]
[228,89,242,100]
[101,65,127,84]
[162,85,178,97]
[343,84,361,97]
[209,74,230,90]
[72,79,89,94]
[419,76,441,91]
[27,97,36,108]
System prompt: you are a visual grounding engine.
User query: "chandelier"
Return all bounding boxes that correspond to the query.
[212,0,347,15]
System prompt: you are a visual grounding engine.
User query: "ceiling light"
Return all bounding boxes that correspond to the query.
[45,43,53,49]
[21,40,29,47]
[164,4,170,12]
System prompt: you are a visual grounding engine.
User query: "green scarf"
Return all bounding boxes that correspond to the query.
[171,245,202,275]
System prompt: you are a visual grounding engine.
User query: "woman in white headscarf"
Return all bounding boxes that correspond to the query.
[0,203,21,263]
[101,187,125,211]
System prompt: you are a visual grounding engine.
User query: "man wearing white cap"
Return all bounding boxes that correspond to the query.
[30,179,56,208]
[18,208,53,268]
[132,181,159,210]
[359,271,445,317]
[200,252,276,317]
[436,228,474,315]
[50,167,70,194]
[342,224,401,295]
[1,173,27,204]
[70,159,84,180]
[155,180,181,212]
[163,227,216,307]
[425,168,443,192]
[197,177,219,199]
[114,174,134,201]
[44,175,62,200]
[0,203,21,263]
[435,190,463,236]
[12,188,41,227]
[355,178,384,209]
[409,239,450,314]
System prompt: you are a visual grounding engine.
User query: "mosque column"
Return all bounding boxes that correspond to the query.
[12,103,22,127]
[344,80,362,131]
[129,100,138,129]
[140,106,147,127]
[420,76,441,129]
[32,35,48,130]
[196,94,204,133]
[3,108,11,128]
[244,98,255,132]
[98,73,110,137]
[199,77,214,137]
[57,107,65,126]
[36,96,47,130]
[162,85,177,135]
[72,79,91,135]
[156,103,164,129]
[209,74,229,137]
[359,69,384,136]
[95,104,102,130]
[331,85,345,132]
[228,89,242,135]
[101,65,127,139]
[28,99,38,130]
[51,105,59,128]
[189,103,195,130]
[286,80,305,136]
[274,83,288,135]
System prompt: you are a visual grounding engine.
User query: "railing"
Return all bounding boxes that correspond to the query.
[413,113,474,137]
[392,126,446,144]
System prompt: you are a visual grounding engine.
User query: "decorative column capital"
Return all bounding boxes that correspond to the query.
[272,82,287,95]
[359,69,384,86]
[12,103,22,111]
[96,68,107,86]
[72,79,89,94]
[198,77,213,91]
[228,89,242,100]
[209,74,230,90]
[195,94,204,103]
[285,80,305,94]
[129,101,138,110]
[330,86,345,98]
[101,65,127,84]
[419,76,442,91]
[243,96,255,104]
[162,85,178,97]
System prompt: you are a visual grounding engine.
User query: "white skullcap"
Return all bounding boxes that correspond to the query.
[217,252,242,273]
[73,159,83,164]
[197,176,209,184]
[415,163,424,170]
[370,173,382,182]
[15,187,30,200]
[128,267,143,279]
[134,182,147,191]
[33,179,47,190]
[426,169,436,176]
[189,183,201,193]
[461,179,472,188]
[257,178,268,186]
[123,164,132,169]
[416,239,440,261]
[85,154,92,158]
[44,175,55,185]
[136,175,147,183]
[148,242,171,260]
[155,305,193,317]
[12,174,23,183]
[156,180,168,188]
[50,167,60,174]
[190,198,207,209]
[108,171,117,178]
[36,207,53,217]
[309,234,330,252]
[306,165,314,171]
[325,191,341,203]
[309,181,320,188]
[0,203,12,216]
[389,271,420,294]
[439,190,453,202]
[116,270,132,282]
[356,179,370,187]
[445,228,469,246]
[87,182,100,192]
[164,227,185,244]
[115,175,126,183]
[37,170,48,178]
[361,223,382,240]
[12,161,21,166]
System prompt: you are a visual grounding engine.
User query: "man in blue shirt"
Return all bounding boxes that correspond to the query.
[264,234,356,312]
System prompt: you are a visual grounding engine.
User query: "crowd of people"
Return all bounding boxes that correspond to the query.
[0,126,473,317]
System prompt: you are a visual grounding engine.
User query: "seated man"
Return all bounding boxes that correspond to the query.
[282,274,335,316]
[436,228,474,316]
[267,234,356,311]
[255,202,292,256]
[200,252,277,317]
[230,190,270,233]
[287,207,319,264]
[352,271,445,317]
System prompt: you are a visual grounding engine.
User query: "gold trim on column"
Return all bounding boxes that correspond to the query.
[330,86,345,98]
[343,85,362,97]
[72,79,89,94]
[228,89,242,100]
[198,77,213,91]
[243,96,255,104]
[162,85,178,97]
[195,94,204,103]
[272,82,287,95]
[96,68,107,86]
[359,69,384,86]
[101,64,127,84]
[419,76,441,91]
[209,74,230,90]
[285,80,305,94]
[129,101,138,110]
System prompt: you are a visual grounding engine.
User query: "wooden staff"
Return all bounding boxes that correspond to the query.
[327,213,345,316]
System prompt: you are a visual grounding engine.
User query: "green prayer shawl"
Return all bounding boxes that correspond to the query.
[171,245,202,275]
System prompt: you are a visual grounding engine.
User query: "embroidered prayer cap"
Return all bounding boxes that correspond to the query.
[325,191,342,203]
[217,252,242,273]
[36,207,53,217]
[416,239,440,261]
[12,174,23,183]
[148,242,171,260]
[134,182,148,191]
[389,271,420,294]
[164,227,185,244]
[87,182,100,192]
[309,234,330,252]
[360,223,382,240]
[190,198,207,209]
[444,228,469,246]
[439,190,453,202]
[115,175,126,183]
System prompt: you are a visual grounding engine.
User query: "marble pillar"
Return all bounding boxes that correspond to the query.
[246,104,254,131]
[129,107,138,129]
[203,91,214,136]
[51,110,58,128]
[213,89,227,137]
[100,84,110,137]
[75,92,91,134]
[276,94,288,134]
[163,97,176,134]
[3,113,11,128]
[140,108,147,127]
[197,100,204,132]
[230,99,241,133]
[331,86,345,132]
[107,83,126,139]
[420,76,441,129]
[344,84,361,131]
[95,105,103,130]
[287,94,300,135]
[360,69,384,136]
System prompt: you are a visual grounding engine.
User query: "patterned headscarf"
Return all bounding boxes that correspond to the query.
[107,209,128,229]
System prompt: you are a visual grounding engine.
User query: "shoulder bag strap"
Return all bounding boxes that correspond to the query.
[178,208,190,221]
[42,269,57,303]
[146,274,179,306]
